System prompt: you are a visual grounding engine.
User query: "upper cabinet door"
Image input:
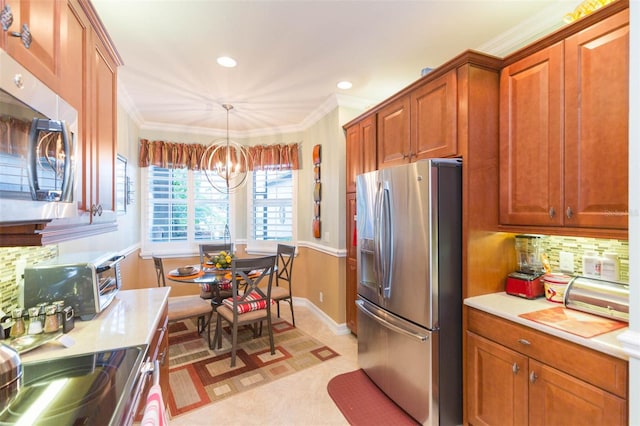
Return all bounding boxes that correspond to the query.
[345,115,377,193]
[2,0,62,91]
[564,9,629,230]
[500,42,564,226]
[411,69,457,160]
[377,96,410,169]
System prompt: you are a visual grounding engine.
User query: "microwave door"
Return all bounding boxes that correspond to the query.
[27,118,72,202]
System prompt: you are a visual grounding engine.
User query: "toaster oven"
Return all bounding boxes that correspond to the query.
[23,252,124,320]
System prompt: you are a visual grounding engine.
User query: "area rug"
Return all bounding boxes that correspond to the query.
[166,318,340,417]
[327,369,418,426]
[518,306,627,338]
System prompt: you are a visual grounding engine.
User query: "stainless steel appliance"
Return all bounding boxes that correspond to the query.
[564,276,629,322]
[23,252,125,320]
[0,346,147,425]
[0,50,78,224]
[355,158,462,425]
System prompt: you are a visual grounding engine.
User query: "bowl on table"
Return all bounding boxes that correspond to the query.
[177,266,196,276]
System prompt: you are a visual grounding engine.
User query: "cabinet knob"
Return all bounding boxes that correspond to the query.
[517,338,531,346]
[1,5,13,31]
[549,207,555,218]
[10,23,32,49]
[512,363,520,374]
[566,206,573,219]
[402,153,409,159]
[529,371,538,384]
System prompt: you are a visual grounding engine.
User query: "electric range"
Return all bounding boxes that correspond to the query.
[0,346,146,425]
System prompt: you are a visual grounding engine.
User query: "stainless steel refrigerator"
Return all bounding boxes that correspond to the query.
[355,158,462,426]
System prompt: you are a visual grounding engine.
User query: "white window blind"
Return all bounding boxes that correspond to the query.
[250,170,294,241]
[145,166,229,245]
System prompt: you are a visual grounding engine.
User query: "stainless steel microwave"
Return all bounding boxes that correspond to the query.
[0,50,78,224]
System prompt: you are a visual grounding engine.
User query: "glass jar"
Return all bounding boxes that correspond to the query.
[9,308,25,338]
[44,305,59,333]
[27,307,43,335]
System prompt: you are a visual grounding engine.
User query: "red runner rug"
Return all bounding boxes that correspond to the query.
[327,369,418,426]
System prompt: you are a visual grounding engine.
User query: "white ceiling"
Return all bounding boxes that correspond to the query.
[91,0,580,137]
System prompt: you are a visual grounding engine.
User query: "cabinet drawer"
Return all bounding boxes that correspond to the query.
[467,307,627,398]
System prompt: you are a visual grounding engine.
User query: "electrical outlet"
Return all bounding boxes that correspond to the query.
[559,251,574,273]
[319,291,324,303]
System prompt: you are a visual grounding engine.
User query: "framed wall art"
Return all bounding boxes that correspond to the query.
[312,144,321,238]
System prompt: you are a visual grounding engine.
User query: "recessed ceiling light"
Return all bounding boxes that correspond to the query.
[217,56,237,68]
[337,81,353,90]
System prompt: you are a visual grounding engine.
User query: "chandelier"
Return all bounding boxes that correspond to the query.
[201,104,250,193]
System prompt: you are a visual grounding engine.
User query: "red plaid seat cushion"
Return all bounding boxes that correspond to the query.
[222,290,274,314]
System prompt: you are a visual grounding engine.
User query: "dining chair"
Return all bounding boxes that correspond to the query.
[212,255,277,367]
[152,256,214,344]
[271,244,297,326]
[198,243,235,302]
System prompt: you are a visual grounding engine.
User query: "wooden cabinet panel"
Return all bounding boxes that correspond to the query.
[345,115,376,193]
[467,332,528,426]
[411,69,457,160]
[500,42,564,226]
[90,35,117,216]
[500,7,628,234]
[1,0,61,91]
[529,360,626,426]
[564,9,629,229]
[377,96,410,169]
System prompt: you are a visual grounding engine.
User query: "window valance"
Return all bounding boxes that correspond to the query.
[138,139,300,171]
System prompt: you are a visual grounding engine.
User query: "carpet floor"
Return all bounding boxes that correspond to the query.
[167,317,340,417]
[327,369,418,426]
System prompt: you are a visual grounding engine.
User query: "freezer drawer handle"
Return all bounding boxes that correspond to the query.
[356,300,428,343]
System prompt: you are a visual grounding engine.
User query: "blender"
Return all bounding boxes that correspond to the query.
[506,234,545,299]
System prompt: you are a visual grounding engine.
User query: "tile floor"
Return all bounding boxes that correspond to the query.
[167,305,358,425]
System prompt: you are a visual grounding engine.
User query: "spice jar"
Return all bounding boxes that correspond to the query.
[9,308,25,338]
[44,305,59,333]
[27,307,43,335]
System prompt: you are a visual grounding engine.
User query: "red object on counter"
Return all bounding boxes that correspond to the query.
[506,272,544,299]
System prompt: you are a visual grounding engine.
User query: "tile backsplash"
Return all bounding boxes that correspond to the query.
[538,236,629,282]
[0,246,58,316]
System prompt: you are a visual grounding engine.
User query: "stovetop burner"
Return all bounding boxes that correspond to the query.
[0,346,145,426]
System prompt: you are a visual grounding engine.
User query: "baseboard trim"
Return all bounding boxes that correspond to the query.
[293,297,351,336]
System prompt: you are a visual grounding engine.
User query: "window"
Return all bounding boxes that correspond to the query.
[143,166,229,252]
[249,170,295,241]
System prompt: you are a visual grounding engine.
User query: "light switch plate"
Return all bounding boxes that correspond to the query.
[559,251,574,273]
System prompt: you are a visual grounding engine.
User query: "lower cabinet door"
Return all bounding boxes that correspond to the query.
[528,360,627,426]
[466,332,528,426]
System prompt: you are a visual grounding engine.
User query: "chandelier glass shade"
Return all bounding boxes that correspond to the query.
[201,104,250,193]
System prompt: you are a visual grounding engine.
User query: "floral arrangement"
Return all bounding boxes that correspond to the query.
[212,250,234,269]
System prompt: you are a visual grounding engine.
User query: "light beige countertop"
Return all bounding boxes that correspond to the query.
[19,287,170,363]
[464,292,628,360]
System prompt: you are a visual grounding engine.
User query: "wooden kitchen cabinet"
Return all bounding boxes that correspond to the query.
[466,307,628,426]
[135,303,169,420]
[377,69,457,169]
[345,114,376,193]
[61,0,119,226]
[0,0,62,91]
[500,6,629,234]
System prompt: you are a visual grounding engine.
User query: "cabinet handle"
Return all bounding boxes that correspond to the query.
[512,363,520,374]
[402,153,409,159]
[1,5,13,31]
[517,338,531,346]
[549,207,555,218]
[529,371,538,384]
[158,350,167,366]
[10,23,32,49]
[566,206,573,219]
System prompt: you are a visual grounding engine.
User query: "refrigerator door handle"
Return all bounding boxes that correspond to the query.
[380,186,392,298]
[373,182,383,295]
[356,299,429,343]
